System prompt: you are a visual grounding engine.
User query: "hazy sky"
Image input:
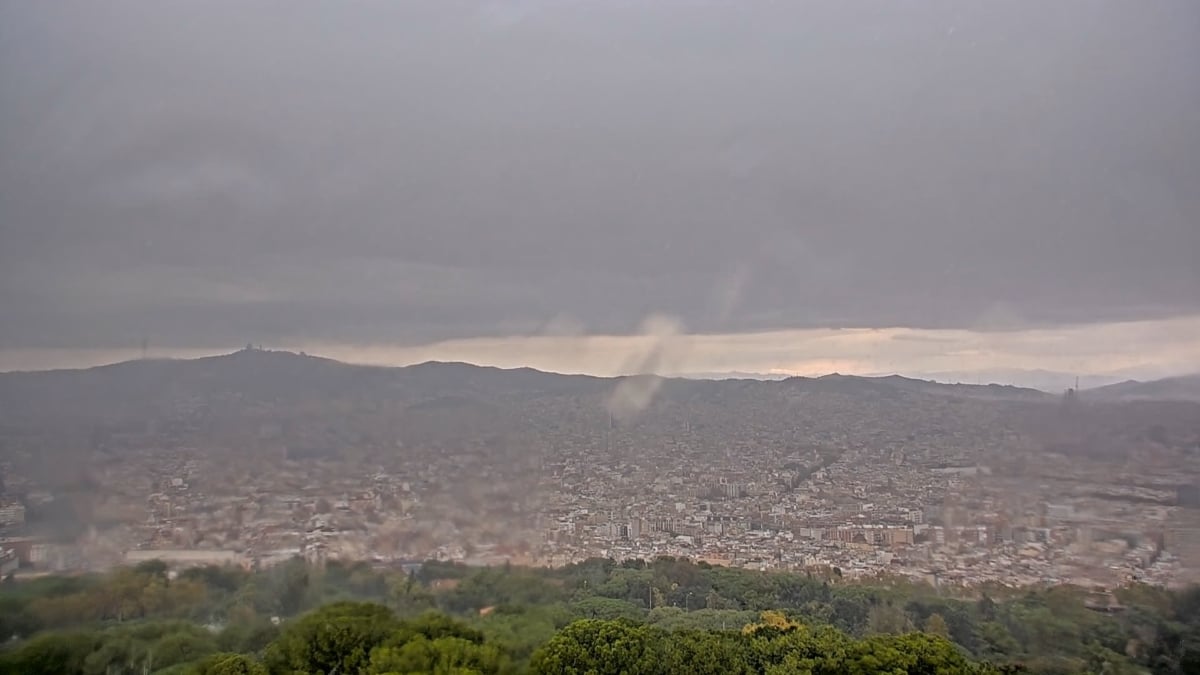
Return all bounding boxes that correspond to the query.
[1,1,1198,375]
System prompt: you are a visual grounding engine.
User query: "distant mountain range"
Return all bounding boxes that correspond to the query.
[1085,374,1200,403]
[684,369,1079,386]
[2,349,1196,486]
[0,348,1058,422]
[1,351,1193,408]
[677,371,791,381]
[674,367,1193,396]
[894,369,1130,392]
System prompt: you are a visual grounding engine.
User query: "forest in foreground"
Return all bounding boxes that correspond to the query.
[1,557,1198,674]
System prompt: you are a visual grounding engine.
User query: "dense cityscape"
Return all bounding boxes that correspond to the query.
[3,349,1197,597]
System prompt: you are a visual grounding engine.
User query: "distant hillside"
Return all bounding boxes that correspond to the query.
[787,373,1050,401]
[677,371,791,381]
[900,368,1129,393]
[2,349,1190,489]
[0,349,1051,414]
[1087,374,1200,402]
[0,349,607,422]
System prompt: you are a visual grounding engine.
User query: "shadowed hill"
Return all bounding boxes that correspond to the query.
[0,349,606,421]
[0,349,1052,422]
[783,373,1050,401]
[1087,374,1200,402]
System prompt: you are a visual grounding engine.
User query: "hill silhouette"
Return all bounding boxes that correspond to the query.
[0,348,1052,418]
[1087,373,1200,402]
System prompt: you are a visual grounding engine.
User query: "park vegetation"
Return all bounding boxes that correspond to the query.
[1,556,1198,673]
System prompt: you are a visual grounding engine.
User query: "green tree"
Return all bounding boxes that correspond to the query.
[530,619,664,675]
[367,635,509,675]
[0,630,97,675]
[744,623,853,672]
[476,605,570,664]
[1085,643,1138,675]
[925,612,951,638]
[390,611,486,645]
[180,565,248,595]
[152,630,220,670]
[661,630,753,675]
[572,597,645,622]
[217,617,281,654]
[866,602,913,635]
[851,632,984,674]
[191,652,269,675]
[976,621,1021,662]
[0,595,42,640]
[82,632,145,675]
[134,558,170,581]
[264,601,399,675]
[389,572,437,617]
[275,559,314,616]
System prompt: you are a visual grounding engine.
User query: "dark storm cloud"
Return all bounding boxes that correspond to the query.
[2,0,1198,349]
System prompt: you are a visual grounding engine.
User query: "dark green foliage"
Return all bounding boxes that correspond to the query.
[0,594,41,641]
[474,604,572,664]
[571,596,645,621]
[660,630,754,675]
[269,559,313,618]
[0,630,97,675]
[0,620,221,675]
[216,618,280,655]
[438,566,566,614]
[852,632,984,674]
[133,558,169,581]
[367,635,511,674]
[190,652,269,675]
[152,629,221,669]
[263,601,398,675]
[387,611,486,646]
[1,557,1199,673]
[179,565,249,595]
[529,619,665,675]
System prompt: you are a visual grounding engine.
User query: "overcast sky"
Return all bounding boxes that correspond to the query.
[1,1,1198,376]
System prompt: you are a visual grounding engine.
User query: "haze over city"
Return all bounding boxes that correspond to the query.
[2,1,1198,380]
[1,3,1199,673]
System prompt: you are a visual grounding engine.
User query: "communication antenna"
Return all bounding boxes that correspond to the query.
[140,337,149,360]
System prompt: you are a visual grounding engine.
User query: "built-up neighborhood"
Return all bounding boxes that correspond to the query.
[2,355,1197,594]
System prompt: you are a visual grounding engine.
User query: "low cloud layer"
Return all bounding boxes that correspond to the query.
[2,1,1198,351]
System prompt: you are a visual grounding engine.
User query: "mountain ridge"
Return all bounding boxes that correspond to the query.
[1086,373,1200,403]
[0,348,1050,397]
[7,351,1191,403]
